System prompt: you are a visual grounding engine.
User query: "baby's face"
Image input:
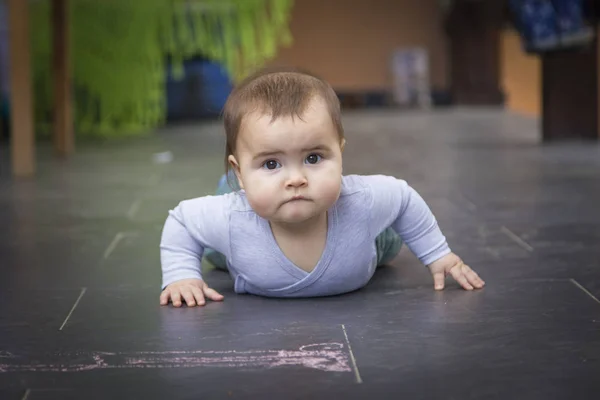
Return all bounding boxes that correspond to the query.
[230,97,344,226]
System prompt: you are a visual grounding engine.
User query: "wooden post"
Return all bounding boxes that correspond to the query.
[538,2,599,141]
[8,0,35,177]
[53,0,73,156]
[541,41,598,140]
[0,83,3,142]
[446,0,505,105]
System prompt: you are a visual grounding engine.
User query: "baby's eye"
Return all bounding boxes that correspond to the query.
[305,154,322,164]
[262,160,281,170]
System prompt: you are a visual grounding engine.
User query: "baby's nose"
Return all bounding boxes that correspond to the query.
[285,170,308,187]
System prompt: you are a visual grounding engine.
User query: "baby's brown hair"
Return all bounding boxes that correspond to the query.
[222,67,344,179]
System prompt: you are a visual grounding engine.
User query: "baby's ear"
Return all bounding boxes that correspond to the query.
[228,155,244,190]
[340,138,346,152]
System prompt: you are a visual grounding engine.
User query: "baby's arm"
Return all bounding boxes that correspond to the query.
[160,196,229,306]
[367,175,484,290]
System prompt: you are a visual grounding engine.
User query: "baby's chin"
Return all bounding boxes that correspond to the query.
[275,208,330,225]
[250,197,334,225]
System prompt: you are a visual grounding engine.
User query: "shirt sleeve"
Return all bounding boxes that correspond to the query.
[160,195,230,289]
[365,175,451,265]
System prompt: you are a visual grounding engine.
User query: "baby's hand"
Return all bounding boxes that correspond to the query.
[160,278,224,307]
[428,252,485,291]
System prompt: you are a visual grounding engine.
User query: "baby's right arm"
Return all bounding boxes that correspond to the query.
[159,195,230,307]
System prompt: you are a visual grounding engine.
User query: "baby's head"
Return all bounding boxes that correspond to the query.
[223,67,346,226]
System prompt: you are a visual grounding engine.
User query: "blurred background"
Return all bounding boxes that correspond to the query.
[1,0,598,175]
[1,2,600,398]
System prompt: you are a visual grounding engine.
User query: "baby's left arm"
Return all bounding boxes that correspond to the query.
[366,175,485,291]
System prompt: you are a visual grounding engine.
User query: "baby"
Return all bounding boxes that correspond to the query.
[159,67,485,307]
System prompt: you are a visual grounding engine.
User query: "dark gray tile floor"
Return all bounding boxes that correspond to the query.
[1,108,599,399]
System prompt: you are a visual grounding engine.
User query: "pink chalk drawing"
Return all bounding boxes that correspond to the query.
[0,343,351,373]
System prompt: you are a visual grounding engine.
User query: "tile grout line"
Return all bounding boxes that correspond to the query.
[500,226,534,252]
[59,287,87,331]
[21,388,31,400]
[103,232,126,260]
[570,279,600,305]
[126,199,142,220]
[341,324,363,384]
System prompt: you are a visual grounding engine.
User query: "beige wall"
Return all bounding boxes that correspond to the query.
[500,29,541,117]
[270,0,449,91]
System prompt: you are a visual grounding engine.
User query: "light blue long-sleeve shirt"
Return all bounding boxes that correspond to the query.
[160,174,451,297]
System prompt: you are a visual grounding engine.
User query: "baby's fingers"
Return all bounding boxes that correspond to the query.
[159,290,170,306]
[170,291,183,307]
[464,265,485,288]
[191,286,206,306]
[180,289,197,307]
[432,272,446,290]
[450,265,474,290]
[203,286,224,301]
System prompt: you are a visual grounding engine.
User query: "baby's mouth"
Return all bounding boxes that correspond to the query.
[284,195,309,204]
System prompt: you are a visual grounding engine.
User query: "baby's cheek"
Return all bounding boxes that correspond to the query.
[319,175,342,200]
[323,186,342,205]
[245,186,277,218]
[250,194,270,213]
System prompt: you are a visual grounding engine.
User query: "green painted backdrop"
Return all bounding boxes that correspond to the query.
[30,0,294,138]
